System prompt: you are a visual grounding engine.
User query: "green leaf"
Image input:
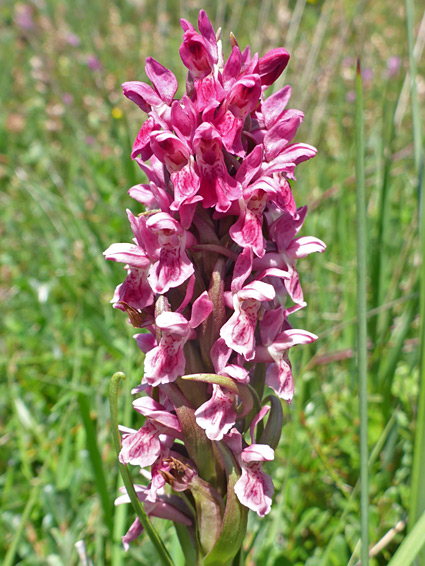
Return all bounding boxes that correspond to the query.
[387,511,425,566]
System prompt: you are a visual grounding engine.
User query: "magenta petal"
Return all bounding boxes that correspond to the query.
[147,182,172,212]
[189,291,213,328]
[193,122,242,209]
[241,443,274,463]
[135,156,165,187]
[145,57,178,105]
[145,213,194,293]
[221,364,250,384]
[145,460,169,502]
[179,202,199,230]
[229,200,266,257]
[197,9,218,61]
[213,108,244,157]
[194,74,225,112]
[273,177,296,213]
[134,332,157,353]
[155,311,189,335]
[235,145,263,185]
[149,248,194,294]
[228,75,262,119]
[146,212,183,235]
[128,183,157,208]
[119,422,161,467]
[179,32,214,79]
[112,266,153,310]
[285,267,304,304]
[170,163,201,209]
[260,307,285,346]
[103,243,150,269]
[220,309,257,360]
[150,131,190,171]
[269,206,307,250]
[272,328,318,351]
[258,47,290,87]
[146,498,192,526]
[266,356,294,401]
[285,236,326,258]
[257,267,290,280]
[144,344,186,386]
[195,384,236,441]
[133,397,182,433]
[264,110,304,161]
[238,280,275,302]
[131,116,158,161]
[122,517,144,551]
[249,407,270,443]
[127,209,160,259]
[262,85,292,128]
[223,46,242,87]
[265,143,317,174]
[171,97,198,141]
[224,427,243,455]
[122,81,162,112]
[177,275,195,313]
[180,18,195,33]
[211,338,232,373]
[234,463,274,517]
[211,171,242,212]
[231,247,253,292]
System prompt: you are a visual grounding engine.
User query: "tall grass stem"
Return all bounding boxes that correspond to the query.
[406,2,425,562]
[355,59,369,566]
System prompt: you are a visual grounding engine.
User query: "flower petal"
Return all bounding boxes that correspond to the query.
[195,385,236,441]
[234,463,274,517]
[119,422,161,468]
[145,57,178,105]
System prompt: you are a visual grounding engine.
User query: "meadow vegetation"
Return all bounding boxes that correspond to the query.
[1,0,424,564]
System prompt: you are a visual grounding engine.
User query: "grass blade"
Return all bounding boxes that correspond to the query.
[3,483,39,566]
[406,1,425,563]
[78,393,113,535]
[387,510,425,566]
[405,0,424,173]
[355,59,369,566]
[368,84,397,348]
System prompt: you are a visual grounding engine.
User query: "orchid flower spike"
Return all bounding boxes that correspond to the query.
[105,8,324,562]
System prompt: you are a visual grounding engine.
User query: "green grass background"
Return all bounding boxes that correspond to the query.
[1,0,424,564]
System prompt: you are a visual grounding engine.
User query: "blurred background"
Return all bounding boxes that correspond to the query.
[1,0,424,564]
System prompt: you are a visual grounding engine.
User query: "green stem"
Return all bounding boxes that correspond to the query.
[356,59,369,566]
[108,372,175,566]
[406,0,425,563]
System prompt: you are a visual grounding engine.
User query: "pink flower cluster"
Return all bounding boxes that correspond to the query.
[105,10,325,557]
